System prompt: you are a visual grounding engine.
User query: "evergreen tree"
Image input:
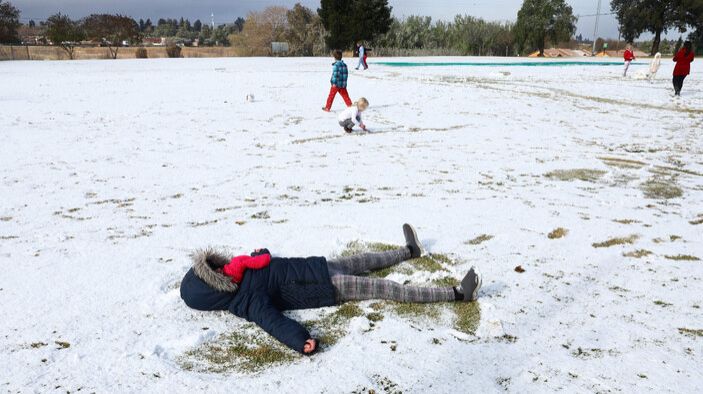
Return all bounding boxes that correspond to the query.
[611,0,678,55]
[514,0,576,56]
[234,17,246,32]
[318,0,392,49]
[0,0,21,44]
[193,19,202,32]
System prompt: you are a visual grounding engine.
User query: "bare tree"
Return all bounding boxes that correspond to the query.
[237,7,289,55]
[83,14,140,59]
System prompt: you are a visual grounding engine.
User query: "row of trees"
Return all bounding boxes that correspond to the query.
[4,0,702,57]
[43,13,140,59]
[374,16,515,56]
[612,0,703,55]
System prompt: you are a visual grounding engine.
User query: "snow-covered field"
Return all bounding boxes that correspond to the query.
[1,56,702,393]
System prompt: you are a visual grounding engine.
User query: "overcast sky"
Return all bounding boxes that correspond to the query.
[9,0,651,40]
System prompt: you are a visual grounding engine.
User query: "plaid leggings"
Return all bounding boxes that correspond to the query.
[328,248,455,303]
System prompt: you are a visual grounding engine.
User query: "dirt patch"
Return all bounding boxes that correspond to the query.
[466,234,494,245]
[613,219,641,225]
[640,178,683,200]
[545,169,606,182]
[599,157,646,169]
[623,249,653,258]
[678,328,703,338]
[548,228,568,239]
[664,254,700,261]
[592,234,639,248]
[689,214,703,225]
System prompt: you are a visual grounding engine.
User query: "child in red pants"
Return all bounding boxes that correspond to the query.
[322,50,351,111]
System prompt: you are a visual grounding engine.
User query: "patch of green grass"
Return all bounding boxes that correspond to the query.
[432,275,459,287]
[664,254,700,261]
[678,328,703,338]
[339,241,398,257]
[366,312,384,322]
[654,300,673,307]
[690,215,703,225]
[466,234,493,245]
[592,234,639,248]
[391,302,443,321]
[545,169,606,182]
[339,241,450,277]
[304,303,363,347]
[408,255,446,273]
[640,178,683,200]
[180,326,296,374]
[452,302,481,335]
[548,228,568,239]
[623,249,653,258]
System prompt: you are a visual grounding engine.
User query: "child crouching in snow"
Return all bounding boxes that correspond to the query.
[180,224,482,355]
[338,97,369,133]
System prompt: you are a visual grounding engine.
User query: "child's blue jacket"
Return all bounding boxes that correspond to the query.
[330,60,349,88]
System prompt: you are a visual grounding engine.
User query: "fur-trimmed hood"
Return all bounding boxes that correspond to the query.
[191,248,238,292]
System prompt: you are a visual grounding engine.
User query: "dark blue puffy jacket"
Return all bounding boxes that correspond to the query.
[180,249,337,353]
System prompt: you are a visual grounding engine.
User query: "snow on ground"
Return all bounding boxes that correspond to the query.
[1,56,702,393]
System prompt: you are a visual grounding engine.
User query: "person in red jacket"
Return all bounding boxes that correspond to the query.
[623,43,635,77]
[673,41,695,96]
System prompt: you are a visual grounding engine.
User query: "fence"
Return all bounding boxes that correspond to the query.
[0,45,32,60]
[0,45,246,61]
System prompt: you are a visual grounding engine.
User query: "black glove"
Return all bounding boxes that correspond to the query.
[251,248,270,257]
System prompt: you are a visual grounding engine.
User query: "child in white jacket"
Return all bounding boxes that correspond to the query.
[338,97,368,133]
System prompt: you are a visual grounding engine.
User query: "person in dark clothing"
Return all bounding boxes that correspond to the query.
[180,224,482,354]
[673,41,695,96]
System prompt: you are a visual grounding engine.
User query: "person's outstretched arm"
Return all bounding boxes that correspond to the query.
[231,292,315,354]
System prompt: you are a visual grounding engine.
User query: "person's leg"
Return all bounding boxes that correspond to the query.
[325,86,339,110]
[339,88,352,106]
[339,119,355,132]
[331,275,455,303]
[679,75,686,95]
[673,76,682,95]
[363,54,368,69]
[327,247,411,275]
[623,60,630,76]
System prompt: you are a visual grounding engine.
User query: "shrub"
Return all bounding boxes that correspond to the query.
[166,45,181,58]
[135,47,148,58]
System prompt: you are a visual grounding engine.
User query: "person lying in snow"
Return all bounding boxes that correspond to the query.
[180,224,482,355]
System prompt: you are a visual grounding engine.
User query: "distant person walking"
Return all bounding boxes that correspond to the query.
[623,44,635,77]
[322,50,352,112]
[355,42,368,70]
[673,41,695,96]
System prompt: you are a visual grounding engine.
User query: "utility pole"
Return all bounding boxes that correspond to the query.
[592,0,602,55]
